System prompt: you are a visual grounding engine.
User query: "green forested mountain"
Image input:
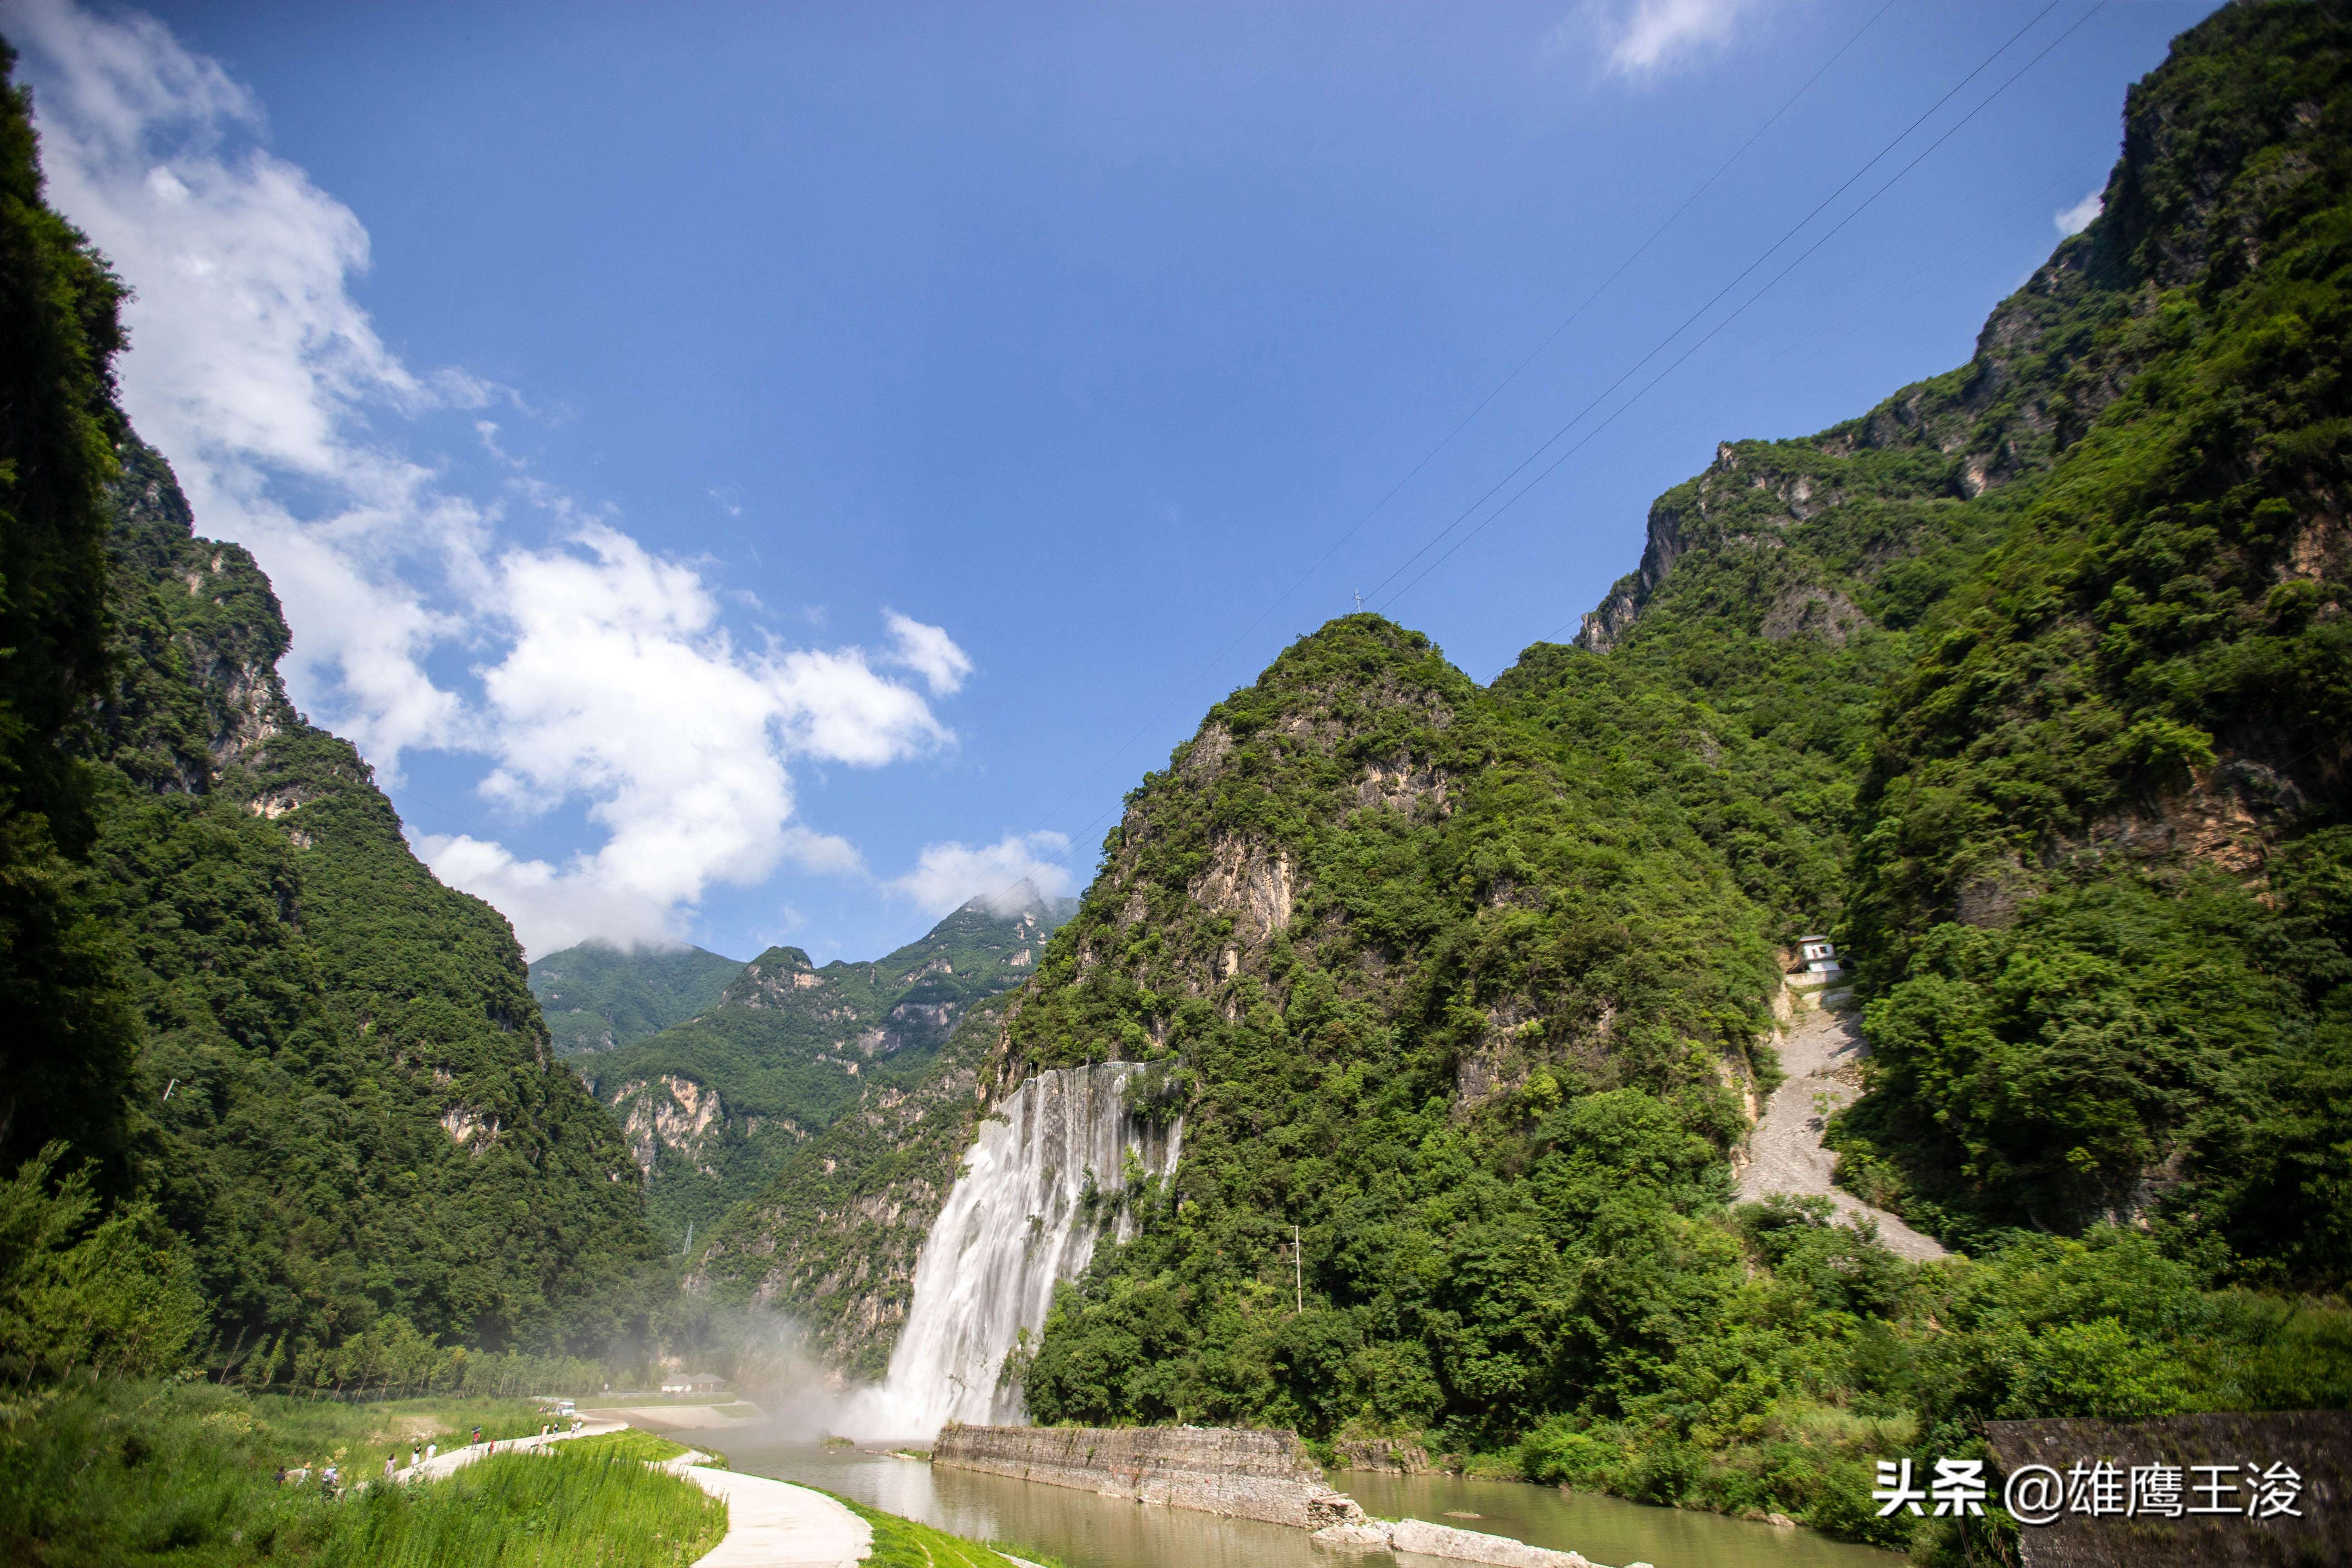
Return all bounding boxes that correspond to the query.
[0,37,138,1196]
[529,940,744,1056]
[695,6,2351,1554]
[697,993,1014,1377]
[578,891,1072,1250]
[90,441,666,1368]
[4,3,2349,1559]
[0,36,664,1387]
[1565,0,2352,1275]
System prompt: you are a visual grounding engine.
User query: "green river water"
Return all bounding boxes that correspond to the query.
[714,1428,1900,1568]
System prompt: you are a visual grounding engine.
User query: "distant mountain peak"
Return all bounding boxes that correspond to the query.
[953,877,1074,922]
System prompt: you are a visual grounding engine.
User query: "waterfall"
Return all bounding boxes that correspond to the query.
[841,1062,1180,1440]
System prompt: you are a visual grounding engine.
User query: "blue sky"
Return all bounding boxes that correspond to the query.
[13,0,2216,963]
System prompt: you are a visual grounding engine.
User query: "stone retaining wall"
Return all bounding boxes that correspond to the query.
[931,1423,1366,1529]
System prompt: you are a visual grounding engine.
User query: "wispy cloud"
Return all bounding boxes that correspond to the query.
[2053,188,2103,238]
[890,833,1074,917]
[13,0,979,957]
[1560,0,1760,81]
[882,609,975,696]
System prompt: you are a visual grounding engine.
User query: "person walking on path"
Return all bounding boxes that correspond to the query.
[383,1455,395,1482]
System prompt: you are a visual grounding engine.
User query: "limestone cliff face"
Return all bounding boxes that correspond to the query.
[608,1073,747,1177]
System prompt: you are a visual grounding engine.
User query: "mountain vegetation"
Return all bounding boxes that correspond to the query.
[0,1382,671,1568]
[696,992,1015,1377]
[530,941,744,1057]
[578,893,1070,1251]
[0,31,664,1420]
[91,437,665,1372]
[714,7,2346,1558]
[0,36,139,1194]
[5,5,2350,1566]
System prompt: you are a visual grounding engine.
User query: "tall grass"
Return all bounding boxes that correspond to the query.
[321,1447,723,1568]
[0,1377,686,1566]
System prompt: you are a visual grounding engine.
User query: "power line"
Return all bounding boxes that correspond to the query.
[983,0,1906,894]
[1376,0,2110,619]
[918,2,2106,923]
[1357,0,2070,611]
[1328,0,1901,552]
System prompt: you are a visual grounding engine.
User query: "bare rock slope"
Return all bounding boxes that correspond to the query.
[1739,995,1947,1263]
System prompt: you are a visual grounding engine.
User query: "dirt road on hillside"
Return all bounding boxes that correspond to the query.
[1739,994,1949,1262]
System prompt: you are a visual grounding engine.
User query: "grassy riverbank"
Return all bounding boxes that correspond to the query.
[834,1493,1067,1568]
[321,1444,724,1567]
[0,1378,719,1566]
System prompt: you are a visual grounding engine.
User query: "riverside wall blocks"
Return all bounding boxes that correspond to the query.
[931,1422,1364,1529]
[931,1424,1640,1567]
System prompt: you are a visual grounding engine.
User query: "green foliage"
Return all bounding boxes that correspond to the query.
[1009,614,1779,1446]
[1835,0,2352,1274]
[0,1143,202,1383]
[0,1381,612,1567]
[319,1446,724,1568]
[0,38,138,1189]
[832,1492,1055,1568]
[79,444,666,1371]
[559,1429,693,1465]
[529,942,743,1058]
[590,897,1070,1252]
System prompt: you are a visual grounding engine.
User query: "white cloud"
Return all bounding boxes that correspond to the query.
[1567,0,1758,80]
[12,0,479,768]
[459,524,944,929]
[409,832,679,956]
[890,833,1075,918]
[13,0,972,957]
[2053,188,2103,239]
[881,610,974,696]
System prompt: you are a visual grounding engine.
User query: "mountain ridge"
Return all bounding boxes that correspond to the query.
[87,437,668,1363]
[577,888,1076,1250]
[692,10,2352,1553]
[530,940,744,1057]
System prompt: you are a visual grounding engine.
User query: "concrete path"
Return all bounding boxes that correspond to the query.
[389,1423,877,1566]
[1740,991,1948,1262]
[582,1402,759,1431]
[395,1418,627,1482]
[661,1451,873,1568]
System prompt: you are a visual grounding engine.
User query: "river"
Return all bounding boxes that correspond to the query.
[712,1427,1899,1568]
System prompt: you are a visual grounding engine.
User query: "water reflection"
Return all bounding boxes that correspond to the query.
[696,1419,1897,1568]
[1341,1470,1897,1568]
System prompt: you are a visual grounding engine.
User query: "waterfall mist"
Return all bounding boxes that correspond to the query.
[840,1063,1179,1441]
